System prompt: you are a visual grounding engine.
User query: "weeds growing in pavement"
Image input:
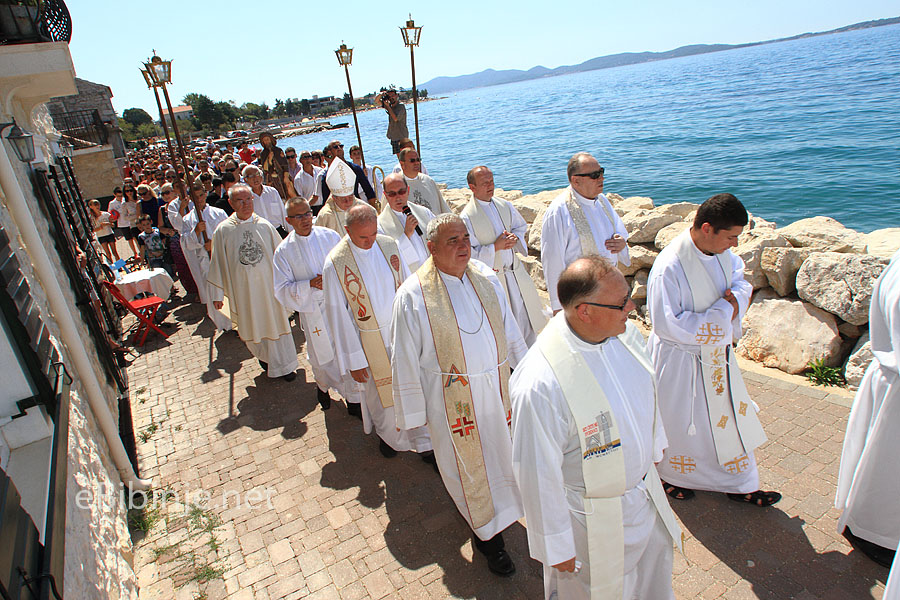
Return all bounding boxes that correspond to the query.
[804,357,845,387]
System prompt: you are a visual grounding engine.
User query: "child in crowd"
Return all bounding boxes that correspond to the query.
[88,199,119,261]
[136,215,175,279]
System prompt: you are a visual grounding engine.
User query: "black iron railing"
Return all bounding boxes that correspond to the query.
[49,109,108,149]
[0,0,71,45]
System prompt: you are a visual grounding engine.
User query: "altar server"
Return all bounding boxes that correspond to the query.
[323,204,431,456]
[511,256,682,599]
[647,193,779,505]
[377,172,434,271]
[461,166,547,345]
[208,184,298,381]
[835,249,900,567]
[273,197,346,411]
[391,213,528,576]
[541,153,630,312]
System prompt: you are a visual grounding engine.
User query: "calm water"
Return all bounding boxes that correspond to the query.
[280,24,900,233]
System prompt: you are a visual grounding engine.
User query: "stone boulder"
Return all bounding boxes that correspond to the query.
[776,216,866,253]
[619,244,659,276]
[526,209,545,254]
[748,214,777,230]
[760,247,811,296]
[735,230,791,290]
[613,196,654,216]
[864,228,900,258]
[654,222,690,250]
[796,252,889,325]
[655,202,698,219]
[512,188,561,223]
[736,289,842,374]
[622,209,682,244]
[519,254,547,291]
[843,332,872,390]
[631,269,649,301]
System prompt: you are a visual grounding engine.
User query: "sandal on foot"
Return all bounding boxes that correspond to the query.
[662,481,695,500]
[726,490,782,507]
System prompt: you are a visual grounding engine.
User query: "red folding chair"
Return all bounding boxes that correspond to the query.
[102,281,170,346]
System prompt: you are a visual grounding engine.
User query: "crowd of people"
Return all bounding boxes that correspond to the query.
[92,129,897,598]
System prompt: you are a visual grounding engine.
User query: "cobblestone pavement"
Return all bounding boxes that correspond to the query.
[127,295,889,599]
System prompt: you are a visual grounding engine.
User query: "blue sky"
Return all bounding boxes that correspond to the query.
[67,1,897,116]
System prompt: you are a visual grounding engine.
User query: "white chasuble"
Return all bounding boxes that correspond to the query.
[273,227,346,395]
[391,259,528,539]
[314,198,369,235]
[377,203,433,272]
[836,250,900,550]
[647,230,761,493]
[183,205,232,331]
[541,187,631,311]
[461,196,547,345]
[169,197,205,304]
[512,317,680,600]
[404,173,452,215]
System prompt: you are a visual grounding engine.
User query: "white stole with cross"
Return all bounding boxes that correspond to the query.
[537,316,683,599]
[672,230,767,465]
[461,196,548,335]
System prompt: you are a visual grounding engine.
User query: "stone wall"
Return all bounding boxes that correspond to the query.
[47,78,126,159]
[72,145,121,200]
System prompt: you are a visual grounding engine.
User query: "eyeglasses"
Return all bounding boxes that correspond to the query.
[405,157,421,163]
[331,144,344,149]
[286,211,313,220]
[573,168,605,179]
[579,291,631,312]
[161,191,173,196]
[124,188,135,193]
[139,191,149,196]
[285,154,296,158]
[225,168,237,173]
[383,190,406,198]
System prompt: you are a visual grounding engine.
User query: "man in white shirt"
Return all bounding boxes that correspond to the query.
[377,172,433,272]
[391,138,429,175]
[242,164,288,237]
[541,153,630,313]
[398,148,451,215]
[293,150,317,204]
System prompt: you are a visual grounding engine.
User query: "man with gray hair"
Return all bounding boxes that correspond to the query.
[323,204,432,454]
[242,164,289,237]
[391,213,528,577]
[540,152,630,313]
[208,184,298,381]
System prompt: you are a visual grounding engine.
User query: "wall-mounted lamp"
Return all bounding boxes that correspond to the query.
[0,120,36,163]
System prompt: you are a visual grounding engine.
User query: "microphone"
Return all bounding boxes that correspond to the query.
[402,205,423,236]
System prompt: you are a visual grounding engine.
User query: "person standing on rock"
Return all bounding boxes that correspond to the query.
[461,166,547,346]
[835,248,900,568]
[374,87,408,157]
[647,193,781,507]
[541,152,631,313]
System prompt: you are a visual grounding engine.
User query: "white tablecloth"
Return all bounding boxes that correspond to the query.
[116,268,174,300]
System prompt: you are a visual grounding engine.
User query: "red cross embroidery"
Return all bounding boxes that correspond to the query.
[451,417,475,438]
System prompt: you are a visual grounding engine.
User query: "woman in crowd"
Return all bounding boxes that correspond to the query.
[137,184,162,227]
[88,199,119,261]
[117,184,142,260]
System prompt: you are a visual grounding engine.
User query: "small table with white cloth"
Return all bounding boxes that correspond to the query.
[115,268,174,300]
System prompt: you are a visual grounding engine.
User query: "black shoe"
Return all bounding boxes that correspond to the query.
[843,527,896,568]
[317,388,332,410]
[379,438,397,458]
[258,359,268,372]
[346,402,362,420]
[485,549,516,577]
[281,371,297,382]
[420,450,439,473]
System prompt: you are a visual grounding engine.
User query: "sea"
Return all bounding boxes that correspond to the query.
[277,23,900,233]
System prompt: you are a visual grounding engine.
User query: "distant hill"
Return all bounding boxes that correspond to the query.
[421,16,900,94]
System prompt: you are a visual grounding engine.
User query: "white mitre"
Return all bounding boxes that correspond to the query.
[326,158,355,196]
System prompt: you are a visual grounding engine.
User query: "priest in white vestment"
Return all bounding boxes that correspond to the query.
[242,164,289,236]
[181,182,233,332]
[167,185,204,303]
[648,193,779,506]
[391,213,528,577]
[208,184,298,381]
[323,204,432,455]
[273,197,350,411]
[461,166,547,346]
[835,249,900,568]
[376,172,434,272]
[541,153,630,312]
[315,159,369,235]
[511,256,681,600]
[398,148,451,215]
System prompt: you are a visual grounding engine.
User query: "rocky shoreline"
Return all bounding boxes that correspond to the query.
[438,185,900,389]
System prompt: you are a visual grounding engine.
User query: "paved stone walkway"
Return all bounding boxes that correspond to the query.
[127,295,890,599]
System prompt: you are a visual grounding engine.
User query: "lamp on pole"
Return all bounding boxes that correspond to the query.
[400,15,423,156]
[335,42,365,171]
[140,66,178,178]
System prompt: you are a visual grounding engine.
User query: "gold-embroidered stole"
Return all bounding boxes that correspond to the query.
[331,235,402,408]
[417,257,509,529]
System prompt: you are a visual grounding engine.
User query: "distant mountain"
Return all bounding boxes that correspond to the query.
[421,16,900,94]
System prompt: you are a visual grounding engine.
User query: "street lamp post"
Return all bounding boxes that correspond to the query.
[140,67,178,177]
[400,15,423,156]
[335,43,365,171]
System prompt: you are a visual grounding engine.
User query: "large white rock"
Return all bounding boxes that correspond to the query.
[735,230,791,290]
[736,289,842,374]
[843,332,872,390]
[760,247,811,296]
[864,228,900,258]
[654,222,691,250]
[747,213,777,230]
[619,244,659,276]
[655,202,698,219]
[796,252,890,325]
[519,254,547,291]
[631,269,649,301]
[622,209,682,244]
[526,208,545,254]
[776,216,866,253]
[613,196,655,216]
[511,188,562,223]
